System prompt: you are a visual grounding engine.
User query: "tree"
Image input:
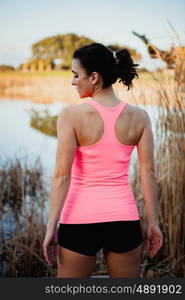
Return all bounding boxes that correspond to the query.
[31,33,94,69]
[0,65,15,71]
[30,33,142,70]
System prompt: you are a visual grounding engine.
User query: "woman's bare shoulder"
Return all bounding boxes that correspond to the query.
[58,103,89,126]
[57,105,78,126]
[63,103,94,120]
[62,103,90,113]
[126,103,151,125]
[58,104,80,116]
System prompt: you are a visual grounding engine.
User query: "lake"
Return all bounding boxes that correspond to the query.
[0,99,69,179]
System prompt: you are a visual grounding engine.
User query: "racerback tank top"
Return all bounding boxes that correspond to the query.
[59,99,140,224]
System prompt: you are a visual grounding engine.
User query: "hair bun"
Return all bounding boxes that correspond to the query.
[116,49,139,90]
[121,49,130,56]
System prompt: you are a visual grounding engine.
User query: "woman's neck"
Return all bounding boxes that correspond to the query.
[91,85,119,105]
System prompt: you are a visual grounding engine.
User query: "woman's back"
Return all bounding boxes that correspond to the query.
[72,100,146,148]
[59,99,145,224]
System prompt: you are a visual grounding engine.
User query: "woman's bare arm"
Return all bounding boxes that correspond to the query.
[137,110,163,257]
[137,110,158,224]
[43,106,77,265]
[47,106,77,231]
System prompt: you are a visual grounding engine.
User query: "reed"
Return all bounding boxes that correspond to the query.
[0,157,54,277]
[131,56,185,277]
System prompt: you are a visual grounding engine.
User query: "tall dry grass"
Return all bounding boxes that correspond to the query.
[0,158,54,277]
[131,56,185,277]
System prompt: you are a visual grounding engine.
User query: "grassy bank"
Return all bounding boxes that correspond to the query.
[0,70,71,77]
[0,69,178,107]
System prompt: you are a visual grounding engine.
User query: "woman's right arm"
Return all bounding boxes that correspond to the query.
[137,110,163,258]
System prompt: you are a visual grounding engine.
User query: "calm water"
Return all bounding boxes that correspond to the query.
[0,98,160,178]
[0,99,69,178]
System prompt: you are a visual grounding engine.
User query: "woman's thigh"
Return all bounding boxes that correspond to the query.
[102,220,144,278]
[56,223,102,277]
[57,246,96,278]
[104,242,144,278]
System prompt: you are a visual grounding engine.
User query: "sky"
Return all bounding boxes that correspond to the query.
[0,0,185,70]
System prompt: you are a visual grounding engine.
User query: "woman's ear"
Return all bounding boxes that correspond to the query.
[90,72,99,85]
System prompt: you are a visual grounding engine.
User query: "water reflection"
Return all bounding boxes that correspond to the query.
[0,99,69,177]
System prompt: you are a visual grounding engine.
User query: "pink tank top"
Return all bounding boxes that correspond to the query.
[60,99,140,224]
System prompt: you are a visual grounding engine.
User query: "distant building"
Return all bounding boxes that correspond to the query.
[19,59,55,72]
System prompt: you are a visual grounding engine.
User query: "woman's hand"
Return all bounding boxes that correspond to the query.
[146,223,163,258]
[43,229,58,266]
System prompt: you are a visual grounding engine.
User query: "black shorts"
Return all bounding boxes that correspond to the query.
[57,220,143,256]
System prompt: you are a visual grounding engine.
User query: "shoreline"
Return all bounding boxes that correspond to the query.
[0,71,183,108]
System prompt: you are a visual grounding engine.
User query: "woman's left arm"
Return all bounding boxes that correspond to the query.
[43,106,77,265]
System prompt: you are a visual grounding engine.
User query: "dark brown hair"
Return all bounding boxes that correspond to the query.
[73,43,139,90]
